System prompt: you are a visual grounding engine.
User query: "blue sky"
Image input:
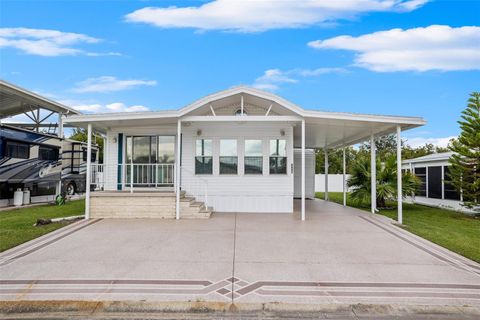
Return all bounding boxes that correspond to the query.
[1,0,479,147]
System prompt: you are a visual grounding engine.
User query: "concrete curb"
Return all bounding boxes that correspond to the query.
[1,301,479,317]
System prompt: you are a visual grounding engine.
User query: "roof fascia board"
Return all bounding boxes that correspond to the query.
[304,111,425,126]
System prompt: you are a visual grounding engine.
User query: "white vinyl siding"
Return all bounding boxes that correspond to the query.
[181,122,294,213]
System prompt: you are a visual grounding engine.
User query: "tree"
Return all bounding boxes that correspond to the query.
[448,92,480,213]
[315,147,356,174]
[402,143,451,160]
[69,128,104,163]
[359,135,399,162]
[347,155,420,208]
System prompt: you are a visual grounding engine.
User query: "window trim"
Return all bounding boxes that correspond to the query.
[269,139,287,175]
[195,138,213,175]
[244,139,263,175]
[219,139,238,175]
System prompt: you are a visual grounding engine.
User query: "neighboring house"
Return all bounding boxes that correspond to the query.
[64,86,425,221]
[402,152,473,213]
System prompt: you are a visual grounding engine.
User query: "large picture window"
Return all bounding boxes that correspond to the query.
[220,139,238,174]
[39,146,59,161]
[244,140,262,174]
[195,139,213,174]
[5,140,29,159]
[269,139,287,174]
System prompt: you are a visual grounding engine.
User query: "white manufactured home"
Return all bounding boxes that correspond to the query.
[64,86,426,222]
[402,152,474,214]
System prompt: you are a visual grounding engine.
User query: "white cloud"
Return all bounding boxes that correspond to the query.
[72,102,150,113]
[253,67,346,91]
[405,136,456,148]
[125,0,427,32]
[72,76,157,93]
[308,25,480,72]
[253,69,297,91]
[0,27,120,57]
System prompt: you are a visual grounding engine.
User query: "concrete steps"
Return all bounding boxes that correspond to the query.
[90,190,212,219]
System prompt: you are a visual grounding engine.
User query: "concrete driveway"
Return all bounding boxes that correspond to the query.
[1,199,479,310]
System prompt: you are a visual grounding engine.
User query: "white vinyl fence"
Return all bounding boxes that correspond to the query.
[315,174,352,192]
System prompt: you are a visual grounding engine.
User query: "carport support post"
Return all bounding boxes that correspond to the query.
[56,114,64,196]
[370,134,376,214]
[301,119,305,221]
[85,123,92,220]
[397,125,403,224]
[175,120,181,220]
[343,147,346,207]
[324,147,329,201]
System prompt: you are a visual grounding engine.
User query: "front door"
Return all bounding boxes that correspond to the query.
[126,135,175,188]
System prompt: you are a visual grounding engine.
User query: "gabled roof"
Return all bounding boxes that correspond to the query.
[403,151,455,164]
[178,85,305,116]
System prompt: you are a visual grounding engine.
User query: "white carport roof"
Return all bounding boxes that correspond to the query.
[0,80,80,118]
[64,86,426,149]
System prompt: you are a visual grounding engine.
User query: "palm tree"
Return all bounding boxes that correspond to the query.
[347,156,420,208]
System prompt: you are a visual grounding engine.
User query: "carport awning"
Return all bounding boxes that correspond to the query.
[0,80,80,118]
[298,113,424,149]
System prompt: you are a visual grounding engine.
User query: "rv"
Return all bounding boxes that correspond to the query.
[0,124,97,206]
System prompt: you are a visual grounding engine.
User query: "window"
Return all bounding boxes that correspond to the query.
[427,166,442,199]
[220,139,238,174]
[234,109,247,116]
[5,140,29,159]
[244,140,262,174]
[195,139,213,174]
[414,167,426,197]
[38,146,59,161]
[82,148,97,162]
[269,139,287,174]
[443,166,460,200]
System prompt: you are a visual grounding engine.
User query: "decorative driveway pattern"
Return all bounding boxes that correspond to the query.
[0,200,479,307]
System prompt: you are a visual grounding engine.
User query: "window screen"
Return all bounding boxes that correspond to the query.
[428,166,442,199]
[414,167,426,197]
[5,140,29,159]
[220,139,237,174]
[245,140,262,174]
[269,139,287,174]
[39,146,59,161]
[443,166,460,200]
[195,139,213,174]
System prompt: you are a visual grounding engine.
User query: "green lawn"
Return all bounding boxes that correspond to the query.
[316,192,480,263]
[0,200,85,252]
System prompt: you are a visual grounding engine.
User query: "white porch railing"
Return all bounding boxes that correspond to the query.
[90,163,175,191]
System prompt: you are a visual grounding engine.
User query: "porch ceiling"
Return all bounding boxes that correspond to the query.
[297,116,421,149]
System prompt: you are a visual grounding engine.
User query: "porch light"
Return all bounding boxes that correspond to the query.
[280,129,285,136]
[197,129,202,136]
